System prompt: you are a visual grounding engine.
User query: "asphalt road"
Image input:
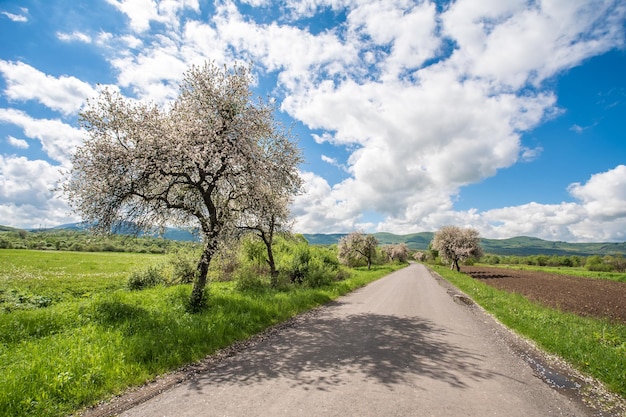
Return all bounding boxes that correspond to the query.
[118,263,593,416]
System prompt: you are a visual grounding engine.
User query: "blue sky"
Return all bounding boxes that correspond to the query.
[0,0,625,242]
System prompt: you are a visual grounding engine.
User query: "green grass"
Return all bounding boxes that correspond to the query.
[0,250,404,417]
[432,265,626,398]
[476,263,626,282]
[0,250,166,309]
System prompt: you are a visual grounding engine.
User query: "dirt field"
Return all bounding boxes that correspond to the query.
[462,266,626,324]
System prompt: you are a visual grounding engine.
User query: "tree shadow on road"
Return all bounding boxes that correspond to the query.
[188,311,498,392]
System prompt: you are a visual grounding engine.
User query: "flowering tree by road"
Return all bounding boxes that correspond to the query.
[431,226,483,271]
[64,62,302,310]
[338,232,379,269]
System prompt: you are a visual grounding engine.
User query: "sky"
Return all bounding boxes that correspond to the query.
[0,0,625,242]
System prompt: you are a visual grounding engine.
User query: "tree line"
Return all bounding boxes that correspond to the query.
[0,229,189,253]
[415,226,626,273]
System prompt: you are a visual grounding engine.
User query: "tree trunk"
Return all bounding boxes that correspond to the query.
[189,245,212,312]
[452,259,460,272]
[262,238,278,287]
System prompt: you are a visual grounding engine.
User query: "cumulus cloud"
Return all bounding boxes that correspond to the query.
[520,146,543,162]
[105,0,199,33]
[0,155,77,229]
[1,0,625,240]
[6,135,29,149]
[273,1,626,241]
[375,165,626,243]
[57,31,92,43]
[442,0,625,89]
[568,165,626,221]
[0,109,84,165]
[0,60,98,115]
[1,11,27,22]
[96,0,624,241]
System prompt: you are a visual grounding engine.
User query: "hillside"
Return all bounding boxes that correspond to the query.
[301,232,626,256]
[51,222,199,241]
[1,224,625,256]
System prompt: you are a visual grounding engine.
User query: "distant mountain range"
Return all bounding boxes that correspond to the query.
[16,222,201,242]
[301,232,626,256]
[2,224,625,256]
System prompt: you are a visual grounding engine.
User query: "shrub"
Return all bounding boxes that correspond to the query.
[168,249,199,284]
[127,265,167,290]
[585,255,615,272]
[235,265,268,292]
[302,257,336,288]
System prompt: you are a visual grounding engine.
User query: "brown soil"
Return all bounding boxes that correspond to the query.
[462,266,626,324]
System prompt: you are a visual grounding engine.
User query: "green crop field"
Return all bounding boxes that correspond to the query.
[0,249,402,417]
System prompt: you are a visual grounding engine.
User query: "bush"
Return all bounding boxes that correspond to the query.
[302,257,335,288]
[585,255,615,272]
[235,266,268,292]
[168,249,199,284]
[127,265,167,290]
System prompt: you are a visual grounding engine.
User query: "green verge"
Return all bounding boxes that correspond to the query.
[431,265,626,399]
[0,251,404,417]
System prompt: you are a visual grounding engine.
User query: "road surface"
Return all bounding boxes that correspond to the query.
[113,263,601,416]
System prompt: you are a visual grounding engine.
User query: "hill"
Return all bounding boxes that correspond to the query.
[1,224,624,256]
[51,222,199,241]
[301,232,626,256]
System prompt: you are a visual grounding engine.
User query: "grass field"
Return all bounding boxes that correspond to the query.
[0,250,165,310]
[432,265,626,400]
[0,250,403,417]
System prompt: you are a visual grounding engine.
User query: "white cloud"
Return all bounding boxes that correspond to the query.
[0,109,84,165]
[372,165,626,242]
[6,135,29,149]
[568,165,626,221]
[213,1,359,90]
[105,0,199,33]
[240,0,271,6]
[57,31,92,43]
[570,124,584,133]
[276,0,626,241]
[346,0,440,80]
[0,155,59,206]
[291,171,365,233]
[109,40,189,103]
[321,154,348,172]
[0,155,77,229]
[2,0,624,241]
[520,146,543,162]
[1,11,27,22]
[442,0,626,89]
[0,60,98,115]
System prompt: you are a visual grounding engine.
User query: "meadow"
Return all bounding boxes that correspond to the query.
[0,249,402,417]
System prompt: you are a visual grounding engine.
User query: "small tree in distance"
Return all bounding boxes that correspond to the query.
[64,61,302,311]
[338,232,379,269]
[382,243,409,263]
[431,226,483,271]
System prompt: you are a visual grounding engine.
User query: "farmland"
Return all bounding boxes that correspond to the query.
[463,266,626,323]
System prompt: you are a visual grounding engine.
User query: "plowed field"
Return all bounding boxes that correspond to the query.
[462,266,626,324]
